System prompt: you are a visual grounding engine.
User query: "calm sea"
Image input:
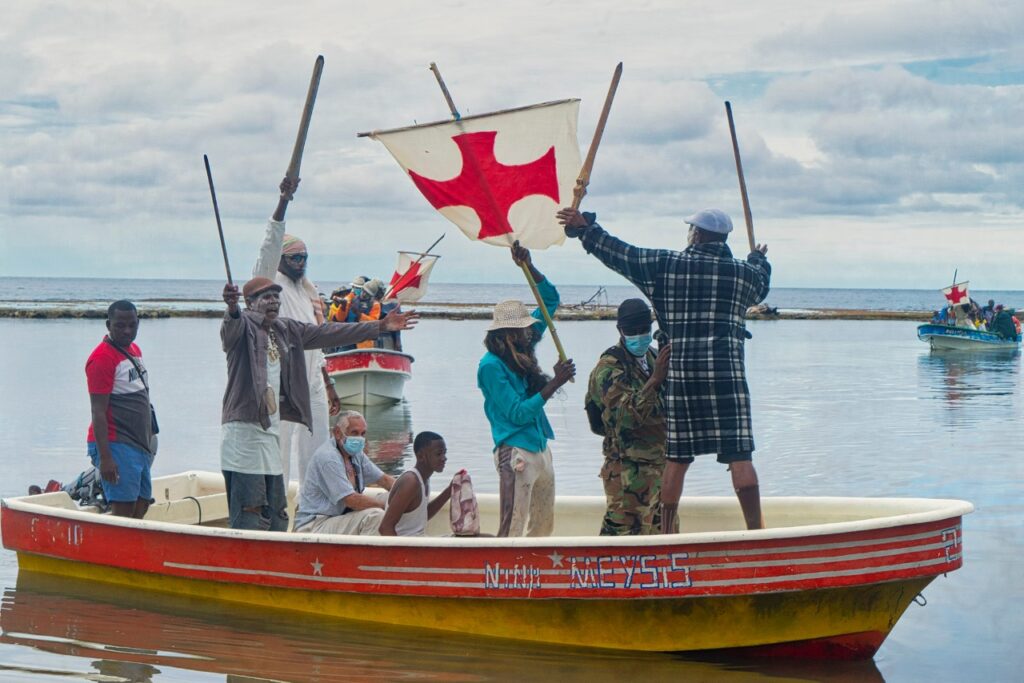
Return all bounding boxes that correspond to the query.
[0,316,1021,681]
[2,276,1023,313]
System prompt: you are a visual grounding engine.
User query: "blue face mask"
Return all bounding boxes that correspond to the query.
[342,436,366,455]
[623,333,653,357]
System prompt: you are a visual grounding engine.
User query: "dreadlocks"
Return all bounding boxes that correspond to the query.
[484,328,549,396]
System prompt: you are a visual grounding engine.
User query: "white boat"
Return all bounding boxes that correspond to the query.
[917,324,1020,352]
[325,349,414,405]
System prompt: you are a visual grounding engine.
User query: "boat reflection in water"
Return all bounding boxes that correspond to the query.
[0,573,884,683]
[330,400,413,476]
[917,351,1020,412]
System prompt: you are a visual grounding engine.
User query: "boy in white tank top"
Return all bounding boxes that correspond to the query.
[379,432,452,536]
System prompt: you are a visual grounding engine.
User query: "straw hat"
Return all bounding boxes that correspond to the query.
[487,300,536,331]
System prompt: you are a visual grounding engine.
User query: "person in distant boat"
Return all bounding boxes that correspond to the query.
[478,242,576,537]
[982,299,996,325]
[220,280,417,532]
[85,300,156,519]
[559,206,770,533]
[379,431,453,536]
[252,176,340,488]
[294,410,396,535]
[352,279,385,350]
[990,305,1019,340]
[953,303,973,328]
[586,299,670,535]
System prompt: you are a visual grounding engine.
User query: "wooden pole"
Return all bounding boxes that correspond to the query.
[429,62,461,120]
[725,101,756,253]
[572,62,623,210]
[427,62,570,366]
[285,55,325,182]
[383,233,446,301]
[203,154,232,285]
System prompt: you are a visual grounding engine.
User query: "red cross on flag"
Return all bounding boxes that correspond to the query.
[367,100,582,249]
[942,281,970,306]
[387,251,439,304]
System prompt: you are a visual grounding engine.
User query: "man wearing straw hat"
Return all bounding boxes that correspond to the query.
[253,177,340,488]
[558,207,770,533]
[477,243,576,537]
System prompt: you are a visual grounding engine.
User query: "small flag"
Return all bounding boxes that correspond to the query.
[943,282,970,306]
[387,251,439,304]
[368,100,582,249]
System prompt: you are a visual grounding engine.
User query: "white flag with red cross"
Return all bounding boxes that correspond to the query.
[387,251,439,304]
[943,282,970,306]
[367,100,582,249]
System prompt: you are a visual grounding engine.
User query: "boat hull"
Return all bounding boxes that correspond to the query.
[325,349,413,405]
[917,324,1020,351]
[1,472,971,658]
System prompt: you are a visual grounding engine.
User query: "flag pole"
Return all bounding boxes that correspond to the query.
[383,233,446,301]
[572,62,623,210]
[427,61,570,367]
[725,101,756,253]
[203,154,233,285]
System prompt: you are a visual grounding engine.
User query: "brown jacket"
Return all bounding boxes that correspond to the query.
[221,310,380,430]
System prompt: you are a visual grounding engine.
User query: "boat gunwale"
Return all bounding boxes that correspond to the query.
[1,479,974,551]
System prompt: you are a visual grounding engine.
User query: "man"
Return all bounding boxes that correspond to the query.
[982,299,996,326]
[587,299,670,535]
[221,279,417,531]
[294,410,396,535]
[85,300,155,518]
[990,305,1019,340]
[478,243,576,537]
[253,176,340,486]
[558,206,770,532]
[352,279,384,349]
[379,431,453,536]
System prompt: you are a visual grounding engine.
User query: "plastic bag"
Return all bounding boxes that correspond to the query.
[450,469,481,536]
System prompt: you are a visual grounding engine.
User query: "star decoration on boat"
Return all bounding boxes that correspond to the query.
[547,551,564,568]
[311,558,324,576]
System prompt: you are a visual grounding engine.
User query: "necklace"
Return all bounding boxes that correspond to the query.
[267,330,280,363]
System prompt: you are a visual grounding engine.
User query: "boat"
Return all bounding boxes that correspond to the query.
[324,348,414,405]
[1,470,972,659]
[917,323,1020,351]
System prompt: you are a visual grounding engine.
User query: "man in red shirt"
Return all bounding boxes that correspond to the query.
[86,300,155,518]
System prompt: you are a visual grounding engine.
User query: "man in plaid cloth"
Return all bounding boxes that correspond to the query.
[558,207,770,532]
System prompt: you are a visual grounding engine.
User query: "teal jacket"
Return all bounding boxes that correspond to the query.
[477,278,560,453]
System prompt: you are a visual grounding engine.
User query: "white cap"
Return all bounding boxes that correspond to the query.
[487,300,537,331]
[685,208,733,234]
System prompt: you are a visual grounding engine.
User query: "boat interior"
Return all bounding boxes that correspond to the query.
[6,471,971,539]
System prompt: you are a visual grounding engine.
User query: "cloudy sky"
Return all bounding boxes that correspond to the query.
[1,1,1021,289]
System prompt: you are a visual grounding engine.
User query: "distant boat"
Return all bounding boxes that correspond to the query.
[325,349,413,405]
[2,470,973,660]
[917,324,1020,351]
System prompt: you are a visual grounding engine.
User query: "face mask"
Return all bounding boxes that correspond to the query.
[623,333,653,357]
[342,436,366,455]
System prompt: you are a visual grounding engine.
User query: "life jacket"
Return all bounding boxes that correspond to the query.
[356,301,382,349]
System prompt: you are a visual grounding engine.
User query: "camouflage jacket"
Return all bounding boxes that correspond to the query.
[587,343,667,463]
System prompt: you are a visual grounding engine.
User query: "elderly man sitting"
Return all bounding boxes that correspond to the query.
[293,410,395,535]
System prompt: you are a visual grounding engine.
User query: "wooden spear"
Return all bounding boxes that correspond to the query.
[427,61,570,367]
[572,62,623,210]
[285,55,325,184]
[203,154,232,284]
[725,101,756,253]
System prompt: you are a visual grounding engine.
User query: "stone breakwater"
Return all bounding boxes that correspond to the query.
[0,303,934,322]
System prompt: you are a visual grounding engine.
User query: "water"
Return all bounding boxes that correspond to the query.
[2,276,1023,313]
[0,316,1021,681]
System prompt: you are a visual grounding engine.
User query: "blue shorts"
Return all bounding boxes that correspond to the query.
[88,442,153,503]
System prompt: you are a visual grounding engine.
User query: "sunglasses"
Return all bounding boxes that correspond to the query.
[284,253,308,262]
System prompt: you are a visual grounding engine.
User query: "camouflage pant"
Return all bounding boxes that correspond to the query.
[599,456,665,536]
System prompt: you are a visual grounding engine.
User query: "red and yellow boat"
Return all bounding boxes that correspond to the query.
[0,471,972,659]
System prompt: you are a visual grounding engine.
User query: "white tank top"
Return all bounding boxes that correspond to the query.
[391,470,429,537]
